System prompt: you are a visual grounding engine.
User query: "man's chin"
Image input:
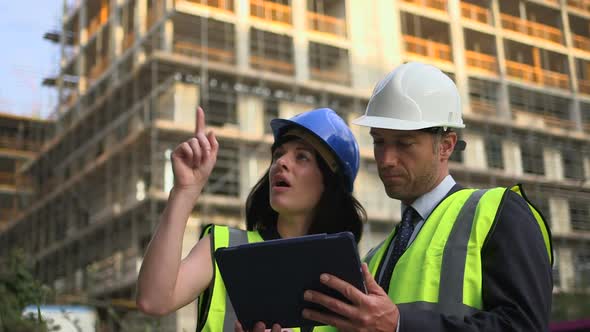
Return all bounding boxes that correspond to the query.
[384,187,412,201]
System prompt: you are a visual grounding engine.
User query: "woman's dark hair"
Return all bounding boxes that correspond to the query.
[245,137,366,243]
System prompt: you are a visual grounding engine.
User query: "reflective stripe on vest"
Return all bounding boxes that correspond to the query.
[197,226,336,332]
[197,226,263,332]
[365,186,552,318]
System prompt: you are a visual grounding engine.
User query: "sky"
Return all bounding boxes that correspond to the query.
[0,1,62,119]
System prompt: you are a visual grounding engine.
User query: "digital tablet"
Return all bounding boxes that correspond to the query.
[214,231,366,329]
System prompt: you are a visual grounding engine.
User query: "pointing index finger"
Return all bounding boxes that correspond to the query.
[195,107,206,137]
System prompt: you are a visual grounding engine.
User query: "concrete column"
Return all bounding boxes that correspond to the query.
[543,147,564,180]
[161,0,174,52]
[490,0,510,120]
[463,132,486,170]
[558,247,575,291]
[292,0,309,82]
[237,95,264,135]
[518,1,527,20]
[173,82,199,125]
[110,0,122,85]
[78,3,88,94]
[355,163,400,222]
[448,0,470,115]
[162,19,174,52]
[235,0,250,70]
[549,197,570,234]
[239,145,268,201]
[134,0,148,67]
[58,2,67,113]
[348,112,372,151]
[278,101,310,118]
[502,139,523,176]
[349,0,401,92]
[560,1,580,118]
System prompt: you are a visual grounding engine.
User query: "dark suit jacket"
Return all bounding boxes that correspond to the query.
[391,184,553,331]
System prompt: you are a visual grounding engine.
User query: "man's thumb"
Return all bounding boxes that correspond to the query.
[362,263,385,295]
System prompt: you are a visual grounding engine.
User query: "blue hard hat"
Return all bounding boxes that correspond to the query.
[270,108,360,192]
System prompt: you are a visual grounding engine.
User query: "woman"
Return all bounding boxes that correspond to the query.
[136,106,365,331]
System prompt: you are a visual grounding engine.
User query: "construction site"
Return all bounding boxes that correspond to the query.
[0,0,589,330]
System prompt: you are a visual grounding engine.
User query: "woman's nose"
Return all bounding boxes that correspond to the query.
[275,154,290,170]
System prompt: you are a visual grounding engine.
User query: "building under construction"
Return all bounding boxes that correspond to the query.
[0,113,50,231]
[0,0,589,330]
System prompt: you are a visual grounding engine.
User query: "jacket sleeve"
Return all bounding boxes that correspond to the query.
[398,191,553,331]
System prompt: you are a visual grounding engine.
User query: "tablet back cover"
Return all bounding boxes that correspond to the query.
[214,232,364,329]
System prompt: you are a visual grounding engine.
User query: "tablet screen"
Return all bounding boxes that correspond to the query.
[214,232,365,329]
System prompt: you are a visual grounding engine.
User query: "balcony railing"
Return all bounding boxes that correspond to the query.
[460,2,492,25]
[579,79,590,95]
[250,55,294,75]
[62,90,79,109]
[0,135,40,152]
[543,115,577,130]
[310,68,350,85]
[401,0,447,11]
[87,3,109,38]
[0,172,15,186]
[0,172,31,188]
[470,99,497,116]
[122,32,135,50]
[250,0,291,25]
[306,12,346,38]
[568,0,590,12]
[403,35,452,63]
[174,39,235,63]
[573,34,590,52]
[500,13,562,44]
[88,56,109,84]
[87,249,139,293]
[465,50,498,74]
[505,60,569,89]
[0,208,18,223]
[512,109,576,131]
[181,0,234,12]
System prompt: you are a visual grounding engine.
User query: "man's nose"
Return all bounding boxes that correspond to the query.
[377,146,399,167]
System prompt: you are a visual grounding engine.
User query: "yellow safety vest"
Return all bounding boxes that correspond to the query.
[364,185,552,317]
[196,225,336,332]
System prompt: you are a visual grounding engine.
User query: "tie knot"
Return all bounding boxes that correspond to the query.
[402,206,419,224]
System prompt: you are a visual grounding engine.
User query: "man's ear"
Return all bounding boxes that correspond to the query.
[439,132,458,161]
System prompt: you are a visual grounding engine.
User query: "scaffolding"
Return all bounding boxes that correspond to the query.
[0,0,589,330]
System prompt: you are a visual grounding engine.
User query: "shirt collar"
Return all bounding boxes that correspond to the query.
[401,175,456,221]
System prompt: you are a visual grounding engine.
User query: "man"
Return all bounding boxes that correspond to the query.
[301,62,553,331]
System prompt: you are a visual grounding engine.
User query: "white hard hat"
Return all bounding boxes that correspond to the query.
[353,62,465,131]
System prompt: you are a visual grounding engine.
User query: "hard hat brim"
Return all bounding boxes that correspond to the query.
[352,115,465,130]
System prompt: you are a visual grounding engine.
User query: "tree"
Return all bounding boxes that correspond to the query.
[0,249,51,332]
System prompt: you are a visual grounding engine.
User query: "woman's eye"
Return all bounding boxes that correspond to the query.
[296,153,310,161]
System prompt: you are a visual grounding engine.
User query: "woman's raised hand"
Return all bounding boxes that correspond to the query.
[171,107,219,192]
